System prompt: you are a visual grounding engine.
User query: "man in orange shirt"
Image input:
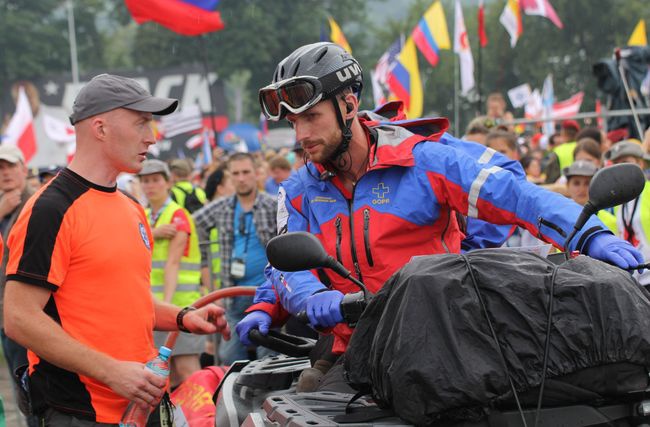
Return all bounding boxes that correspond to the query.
[3,74,230,426]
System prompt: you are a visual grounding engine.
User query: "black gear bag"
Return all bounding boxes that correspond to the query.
[344,250,650,426]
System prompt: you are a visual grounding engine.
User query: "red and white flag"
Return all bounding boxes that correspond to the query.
[370,70,387,107]
[3,86,37,163]
[552,92,584,118]
[185,128,216,151]
[454,0,475,95]
[43,114,76,144]
[65,141,76,164]
[520,0,563,29]
[185,133,203,150]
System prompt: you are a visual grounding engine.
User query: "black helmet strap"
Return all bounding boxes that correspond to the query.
[329,96,354,162]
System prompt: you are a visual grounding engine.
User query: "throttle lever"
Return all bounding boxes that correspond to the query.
[626,262,650,271]
[295,291,367,328]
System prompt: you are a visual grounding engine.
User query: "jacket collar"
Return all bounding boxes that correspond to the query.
[310,100,449,174]
[362,101,449,169]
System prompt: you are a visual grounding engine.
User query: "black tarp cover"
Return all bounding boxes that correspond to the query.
[344,250,650,425]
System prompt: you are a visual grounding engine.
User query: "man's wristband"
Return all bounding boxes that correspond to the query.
[176,306,196,333]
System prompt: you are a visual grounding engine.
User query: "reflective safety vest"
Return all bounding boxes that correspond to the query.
[615,181,650,284]
[147,201,202,307]
[553,141,577,172]
[171,181,207,213]
[597,210,618,234]
[208,228,221,290]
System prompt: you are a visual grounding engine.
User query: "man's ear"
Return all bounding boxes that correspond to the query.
[343,93,359,119]
[89,117,107,140]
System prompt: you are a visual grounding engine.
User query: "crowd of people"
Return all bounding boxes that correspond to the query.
[462,93,650,286]
[0,42,648,425]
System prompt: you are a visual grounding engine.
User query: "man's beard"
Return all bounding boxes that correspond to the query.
[237,187,255,197]
[309,138,341,165]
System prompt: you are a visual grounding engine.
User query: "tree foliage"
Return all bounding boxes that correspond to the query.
[123,0,370,122]
[1,0,649,129]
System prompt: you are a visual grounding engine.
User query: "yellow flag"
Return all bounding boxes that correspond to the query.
[628,19,647,47]
[328,17,352,53]
[426,1,451,50]
[394,36,423,118]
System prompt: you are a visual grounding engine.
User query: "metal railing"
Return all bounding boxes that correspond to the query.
[501,107,650,130]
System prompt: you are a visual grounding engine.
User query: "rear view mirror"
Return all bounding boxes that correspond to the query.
[588,163,645,211]
[266,232,330,272]
[266,232,369,297]
[565,163,646,251]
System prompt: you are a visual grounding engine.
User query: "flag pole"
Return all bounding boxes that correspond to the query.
[66,0,80,85]
[454,55,460,136]
[198,35,219,144]
[477,37,482,115]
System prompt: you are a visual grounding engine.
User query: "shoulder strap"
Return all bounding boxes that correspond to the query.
[173,184,191,196]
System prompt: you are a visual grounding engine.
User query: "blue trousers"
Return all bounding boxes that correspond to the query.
[1,329,39,427]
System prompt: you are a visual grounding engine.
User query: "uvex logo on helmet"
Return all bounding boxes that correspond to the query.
[336,63,362,83]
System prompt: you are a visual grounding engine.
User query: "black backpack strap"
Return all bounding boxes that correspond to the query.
[461,255,529,427]
[171,184,189,203]
[332,390,395,423]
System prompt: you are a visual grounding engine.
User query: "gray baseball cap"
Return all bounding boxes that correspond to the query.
[69,74,178,125]
[0,145,25,164]
[137,159,170,178]
[563,160,598,178]
[604,140,650,162]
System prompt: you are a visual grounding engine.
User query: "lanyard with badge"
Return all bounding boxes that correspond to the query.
[622,197,641,246]
[231,201,252,280]
[149,197,171,228]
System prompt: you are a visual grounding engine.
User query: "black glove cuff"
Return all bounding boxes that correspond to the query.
[176,306,197,333]
[578,227,609,254]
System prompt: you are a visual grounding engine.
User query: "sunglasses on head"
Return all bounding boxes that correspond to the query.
[259,76,324,121]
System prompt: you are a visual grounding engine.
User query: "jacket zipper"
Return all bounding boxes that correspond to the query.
[538,217,567,238]
[363,208,374,266]
[440,208,451,253]
[335,216,343,263]
[348,186,363,281]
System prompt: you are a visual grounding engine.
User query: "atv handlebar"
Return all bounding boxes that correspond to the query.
[247,291,367,356]
[294,290,368,328]
[248,329,315,357]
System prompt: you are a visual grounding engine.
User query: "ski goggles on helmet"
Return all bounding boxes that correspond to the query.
[259,76,324,121]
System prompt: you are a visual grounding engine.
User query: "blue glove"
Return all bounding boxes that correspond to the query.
[585,233,645,270]
[306,290,344,328]
[235,311,271,346]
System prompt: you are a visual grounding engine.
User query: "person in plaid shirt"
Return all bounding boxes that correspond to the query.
[193,152,277,363]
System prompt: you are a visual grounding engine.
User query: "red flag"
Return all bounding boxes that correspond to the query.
[552,92,584,118]
[3,86,37,163]
[124,0,224,36]
[520,0,563,29]
[478,0,488,47]
[595,99,603,129]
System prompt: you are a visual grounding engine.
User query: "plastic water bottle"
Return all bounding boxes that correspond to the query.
[119,346,172,427]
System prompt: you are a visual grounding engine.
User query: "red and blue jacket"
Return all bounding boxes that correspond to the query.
[248,102,607,353]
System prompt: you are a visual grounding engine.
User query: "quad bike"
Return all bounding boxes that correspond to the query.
[178,164,650,427]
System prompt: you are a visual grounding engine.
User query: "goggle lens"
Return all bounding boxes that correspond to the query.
[260,79,318,119]
[281,81,316,108]
[260,90,281,117]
